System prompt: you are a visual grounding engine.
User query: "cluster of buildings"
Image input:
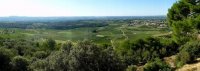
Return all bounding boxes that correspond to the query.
[128,20,167,28]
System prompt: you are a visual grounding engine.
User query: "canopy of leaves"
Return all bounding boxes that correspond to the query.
[167,0,200,44]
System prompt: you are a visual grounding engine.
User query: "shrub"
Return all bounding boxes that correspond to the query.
[116,37,178,65]
[126,65,137,71]
[33,51,48,59]
[12,56,30,71]
[29,60,48,71]
[32,41,126,71]
[68,41,125,71]
[60,41,73,52]
[144,58,172,71]
[42,39,56,50]
[0,47,14,71]
[176,40,200,67]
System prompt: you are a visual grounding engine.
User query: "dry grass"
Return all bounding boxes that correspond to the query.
[164,55,176,68]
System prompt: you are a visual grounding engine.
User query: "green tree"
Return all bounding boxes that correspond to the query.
[167,0,200,44]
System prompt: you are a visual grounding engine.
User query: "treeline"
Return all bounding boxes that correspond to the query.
[0,20,108,30]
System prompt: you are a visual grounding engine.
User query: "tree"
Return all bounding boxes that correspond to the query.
[167,0,200,44]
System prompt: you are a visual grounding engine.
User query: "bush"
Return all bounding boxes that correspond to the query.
[175,52,190,68]
[60,41,73,52]
[12,56,30,71]
[0,47,14,71]
[45,51,69,71]
[126,65,137,71]
[116,37,178,65]
[29,60,48,71]
[32,41,126,71]
[144,58,172,71]
[42,39,56,50]
[33,51,48,59]
[176,40,200,67]
[68,41,125,71]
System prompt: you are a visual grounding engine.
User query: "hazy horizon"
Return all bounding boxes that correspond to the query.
[0,0,176,17]
[0,15,167,17]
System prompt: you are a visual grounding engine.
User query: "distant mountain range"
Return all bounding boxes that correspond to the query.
[0,16,166,22]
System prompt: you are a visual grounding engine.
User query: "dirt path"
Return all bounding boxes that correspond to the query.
[153,32,172,37]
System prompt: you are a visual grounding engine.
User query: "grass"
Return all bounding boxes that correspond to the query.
[0,24,168,44]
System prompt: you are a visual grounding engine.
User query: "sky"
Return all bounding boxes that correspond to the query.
[0,0,177,17]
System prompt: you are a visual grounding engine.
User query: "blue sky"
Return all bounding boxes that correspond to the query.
[0,0,177,16]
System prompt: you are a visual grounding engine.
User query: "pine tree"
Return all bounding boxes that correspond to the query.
[167,0,200,44]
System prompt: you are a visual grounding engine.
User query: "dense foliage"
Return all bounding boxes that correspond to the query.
[116,37,178,66]
[167,0,200,44]
[0,35,179,71]
[0,38,128,71]
[144,58,172,71]
[176,40,200,67]
[167,0,200,68]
